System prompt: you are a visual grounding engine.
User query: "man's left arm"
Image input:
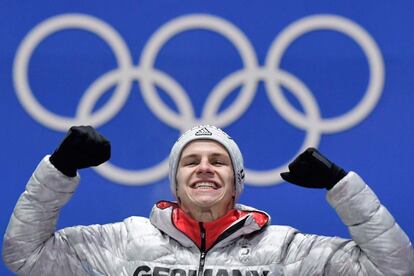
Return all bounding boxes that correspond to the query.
[281,148,414,275]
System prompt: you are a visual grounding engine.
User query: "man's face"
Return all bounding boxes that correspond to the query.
[176,140,235,216]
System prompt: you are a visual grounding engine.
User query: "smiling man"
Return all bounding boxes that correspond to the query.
[175,140,236,222]
[3,125,414,275]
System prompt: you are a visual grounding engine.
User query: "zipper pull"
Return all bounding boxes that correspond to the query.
[198,251,206,276]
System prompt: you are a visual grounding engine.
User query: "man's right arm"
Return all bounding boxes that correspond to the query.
[2,156,85,274]
[2,126,111,275]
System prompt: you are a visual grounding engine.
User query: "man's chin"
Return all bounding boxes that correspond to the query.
[185,190,227,208]
[194,198,220,207]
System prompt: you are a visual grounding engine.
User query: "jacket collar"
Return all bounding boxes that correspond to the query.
[149,201,270,250]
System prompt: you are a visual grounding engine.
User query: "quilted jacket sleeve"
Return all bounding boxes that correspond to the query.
[324,171,414,275]
[2,156,126,275]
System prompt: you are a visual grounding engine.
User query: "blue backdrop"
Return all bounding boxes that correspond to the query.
[1,1,413,275]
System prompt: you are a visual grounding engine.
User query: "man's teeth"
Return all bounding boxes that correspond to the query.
[194,182,217,189]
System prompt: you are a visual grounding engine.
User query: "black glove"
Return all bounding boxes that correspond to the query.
[280,147,347,190]
[49,126,111,177]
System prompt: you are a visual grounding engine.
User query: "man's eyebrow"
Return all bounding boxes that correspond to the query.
[180,153,199,159]
[209,153,230,159]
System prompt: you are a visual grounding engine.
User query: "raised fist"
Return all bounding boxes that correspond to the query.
[280,147,347,190]
[49,126,111,177]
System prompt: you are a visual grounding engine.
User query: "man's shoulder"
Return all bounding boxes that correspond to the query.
[265,224,299,236]
[122,215,152,226]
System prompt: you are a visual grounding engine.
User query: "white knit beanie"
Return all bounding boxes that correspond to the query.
[168,125,245,199]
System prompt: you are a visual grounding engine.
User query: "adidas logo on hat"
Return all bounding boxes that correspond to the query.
[195,127,212,136]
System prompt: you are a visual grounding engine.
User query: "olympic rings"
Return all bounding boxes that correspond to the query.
[13,13,384,186]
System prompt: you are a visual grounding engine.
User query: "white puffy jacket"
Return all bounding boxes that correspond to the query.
[2,156,414,275]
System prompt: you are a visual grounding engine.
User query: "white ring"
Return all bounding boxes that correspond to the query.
[265,14,384,133]
[13,14,133,131]
[140,14,259,131]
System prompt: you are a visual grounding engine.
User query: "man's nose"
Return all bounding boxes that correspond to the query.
[196,159,213,174]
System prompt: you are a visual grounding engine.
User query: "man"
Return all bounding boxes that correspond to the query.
[3,125,414,275]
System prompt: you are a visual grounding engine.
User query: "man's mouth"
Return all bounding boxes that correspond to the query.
[191,182,220,190]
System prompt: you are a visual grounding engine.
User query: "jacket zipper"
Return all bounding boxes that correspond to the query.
[197,216,251,276]
[198,222,206,276]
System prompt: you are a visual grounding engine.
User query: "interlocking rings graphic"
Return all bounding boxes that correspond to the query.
[13,13,384,186]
